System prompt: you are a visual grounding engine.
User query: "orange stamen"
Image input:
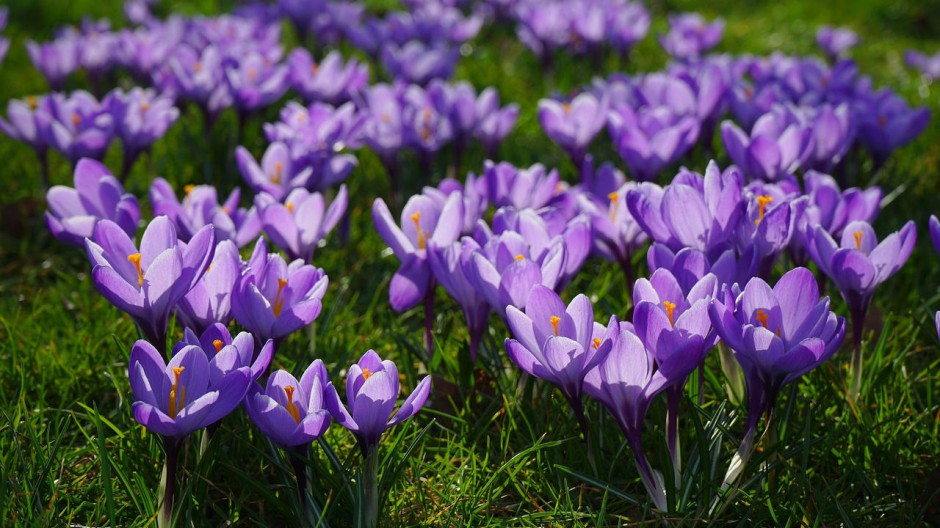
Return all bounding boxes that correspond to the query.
[184,184,195,196]
[755,195,773,225]
[363,368,372,380]
[592,338,601,349]
[514,254,524,261]
[550,315,561,336]
[27,96,37,110]
[212,339,223,352]
[853,231,863,251]
[755,309,769,329]
[562,102,571,114]
[410,212,426,250]
[140,101,150,113]
[127,253,144,287]
[608,191,619,221]
[71,113,81,126]
[284,386,301,424]
[663,301,676,327]
[272,278,288,318]
[168,366,185,419]
[286,203,294,213]
[271,161,283,184]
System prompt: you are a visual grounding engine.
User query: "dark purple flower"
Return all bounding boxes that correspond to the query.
[107,87,179,174]
[607,104,700,182]
[231,239,329,345]
[173,324,274,385]
[246,360,331,448]
[236,142,313,201]
[854,90,930,168]
[472,88,519,157]
[930,215,940,255]
[176,240,241,334]
[86,216,214,353]
[659,13,724,61]
[802,171,880,239]
[721,105,814,182]
[483,161,561,211]
[224,52,289,114]
[816,26,859,59]
[37,91,115,164]
[128,339,251,438]
[45,158,140,247]
[150,178,260,248]
[382,41,459,85]
[538,92,608,167]
[373,192,463,311]
[427,238,491,362]
[256,185,348,262]
[804,104,853,171]
[288,48,369,105]
[324,350,432,452]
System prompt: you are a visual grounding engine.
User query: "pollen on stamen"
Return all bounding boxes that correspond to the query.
[363,368,372,380]
[608,191,619,220]
[271,161,283,184]
[212,340,223,352]
[27,96,37,110]
[853,231,863,251]
[286,203,294,213]
[514,254,524,261]
[71,113,81,126]
[284,385,301,424]
[127,253,144,287]
[754,195,773,225]
[592,338,601,349]
[410,212,426,249]
[755,309,769,329]
[562,102,572,113]
[184,184,195,196]
[550,315,561,336]
[663,301,676,327]
[272,278,288,318]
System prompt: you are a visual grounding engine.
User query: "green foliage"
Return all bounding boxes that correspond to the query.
[1,0,940,526]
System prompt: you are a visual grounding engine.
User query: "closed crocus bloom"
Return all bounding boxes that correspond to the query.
[324,350,432,452]
[577,181,649,288]
[627,160,745,258]
[45,158,140,247]
[708,268,845,485]
[256,185,347,262]
[607,104,700,182]
[403,84,454,154]
[27,37,81,90]
[176,240,241,333]
[169,44,232,122]
[246,361,331,447]
[816,25,858,59]
[173,324,274,385]
[128,339,251,438]
[802,171,880,239]
[236,142,313,201]
[0,95,50,155]
[855,90,930,169]
[806,104,853,171]
[150,178,260,248]
[538,92,608,167]
[381,41,459,85]
[427,238,491,362]
[232,239,328,346]
[734,183,808,278]
[372,192,463,311]
[929,215,940,255]
[224,51,289,114]
[362,83,407,163]
[108,87,179,177]
[37,91,115,164]
[86,216,214,354]
[721,105,814,182]
[607,1,651,54]
[288,48,369,105]
[659,13,724,61]
[473,88,519,157]
[505,285,617,434]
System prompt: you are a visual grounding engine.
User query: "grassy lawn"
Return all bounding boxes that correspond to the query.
[1,0,939,526]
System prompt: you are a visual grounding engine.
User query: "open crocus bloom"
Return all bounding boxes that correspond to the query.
[255,185,348,262]
[246,361,332,448]
[174,324,273,384]
[324,350,432,452]
[176,240,241,334]
[129,339,251,438]
[86,216,214,352]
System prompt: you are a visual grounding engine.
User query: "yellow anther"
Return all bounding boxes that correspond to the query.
[127,253,144,287]
[247,68,258,81]
[140,101,150,113]
[608,191,619,221]
[272,278,288,318]
[755,309,769,329]
[212,339,223,352]
[27,96,37,110]
[380,113,391,123]
[284,386,301,424]
[514,254,524,261]
[311,63,319,74]
[592,338,601,349]
[663,301,676,327]
[754,195,773,225]
[271,161,283,184]
[562,102,571,114]
[194,61,202,73]
[71,113,81,126]
[877,115,887,127]
[853,231,863,251]
[363,368,372,380]
[410,212,426,250]
[286,203,294,213]
[184,184,195,196]
[168,366,186,419]
[550,315,561,336]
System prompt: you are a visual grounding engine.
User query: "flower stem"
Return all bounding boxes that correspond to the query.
[423,282,436,360]
[665,387,682,489]
[628,436,666,511]
[158,436,180,528]
[289,447,314,524]
[849,307,867,403]
[361,446,380,528]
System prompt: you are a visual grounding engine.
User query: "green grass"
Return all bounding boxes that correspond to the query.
[2,0,940,526]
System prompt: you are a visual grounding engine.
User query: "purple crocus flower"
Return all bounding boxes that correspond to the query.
[807,220,915,400]
[362,83,407,171]
[45,158,140,247]
[583,320,667,510]
[107,87,179,180]
[168,44,232,124]
[427,238,491,362]
[231,238,328,347]
[173,324,274,385]
[0,8,8,65]
[27,36,80,90]
[224,51,289,116]
[372,192,463,311]
[721,105,814,182]
[288,48,368,105]
[129,338,251,438]
[150,178,261,248]
[854,90,930,169]
[505,285,617,437]
[176,240,241,334]
[905,50,940,81]
[324,349,432,452]
[802,171,880,239]
[472,88,519,158]
[86,216,214,354]
[246,360,331,447]
[483,161,561,211]
[37,91,115,164]
[0,95,50,157]
[578,181,648,288]
[607,1,651,55]
[538,92,608,167]
[734,182,808,278]
[929,215,940,255]
[382,41,459,85]
[659,13,724,61]
[816,26,859,59]
[607,104,700,182]
[255,185,348,262]
[804,103,853,172]
[236,142,313,202]
[708,267,845,485]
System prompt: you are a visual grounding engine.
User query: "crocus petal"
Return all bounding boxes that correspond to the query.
[388,375,432,427]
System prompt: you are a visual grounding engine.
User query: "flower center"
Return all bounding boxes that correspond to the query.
[550,315,561,336]
[608,191,619,221]
[271,161,283,184]
[284,385,301,424]
[272,278,288,318]
[410,211,426,250]
[877,115,887,127]
[71,113,81,127]
[286,203,294,213]
[754,195,773,225]
[514,254,524,261]
[663,301,676,327]
[562,102,571,114]
[755,309,769,329]
[184,184,195,196]
[127,253,144,287]
[140,101,150,113]
[247,68,258,81]
[168,366,186,419]
[311,63,319,75]
[363,368,372,380]
[853,230,863,251]
[27,96,37,110]
[592,338,601,349]
[212,339,223,352]
[193,61,202,73]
